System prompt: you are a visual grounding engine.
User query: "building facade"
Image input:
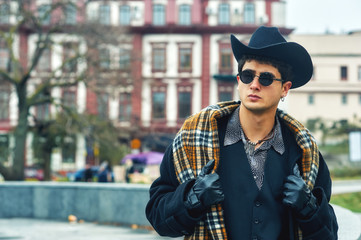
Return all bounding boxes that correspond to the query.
[132,0,289,147]
[286,33,361,125]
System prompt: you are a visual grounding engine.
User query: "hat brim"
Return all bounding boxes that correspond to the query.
[231,34,313,89]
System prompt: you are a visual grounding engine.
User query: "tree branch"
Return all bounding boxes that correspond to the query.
[29,96,53,107]
[0,71,16,84]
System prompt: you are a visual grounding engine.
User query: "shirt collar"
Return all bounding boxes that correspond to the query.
[224,106,285,155]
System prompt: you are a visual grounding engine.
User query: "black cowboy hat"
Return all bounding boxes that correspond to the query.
[231,26,313,89]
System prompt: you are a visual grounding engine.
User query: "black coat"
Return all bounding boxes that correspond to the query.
[146,116,338,239]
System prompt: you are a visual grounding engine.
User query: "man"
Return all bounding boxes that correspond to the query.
[146,26,338,239]
[83,163,93,182]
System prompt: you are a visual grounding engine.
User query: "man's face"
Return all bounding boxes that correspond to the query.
[237,59,292,114]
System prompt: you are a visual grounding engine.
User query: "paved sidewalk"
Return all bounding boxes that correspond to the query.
[0,218,179,240]
[0,205,359,240]
[332,205,361,240]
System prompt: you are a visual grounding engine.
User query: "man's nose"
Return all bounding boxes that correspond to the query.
[250,75,261,89]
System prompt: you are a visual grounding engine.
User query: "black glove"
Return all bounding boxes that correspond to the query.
[185,160,224,213]
[283,164,318,219]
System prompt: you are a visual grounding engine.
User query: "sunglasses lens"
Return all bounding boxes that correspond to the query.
[258,72,274,86]
[240,70,254,84]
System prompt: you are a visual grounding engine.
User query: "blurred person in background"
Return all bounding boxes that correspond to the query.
[98,161,112,183]
[83,163,93,182]
[125,159,134,183]
[146,26,338,239]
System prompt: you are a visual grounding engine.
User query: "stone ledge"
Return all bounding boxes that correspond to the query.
[0,182,151,226]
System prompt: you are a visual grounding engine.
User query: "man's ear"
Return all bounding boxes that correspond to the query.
[282,81,292,96]
[236,74,240,82]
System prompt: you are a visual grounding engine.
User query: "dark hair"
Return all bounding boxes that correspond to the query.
[237,54,293,83]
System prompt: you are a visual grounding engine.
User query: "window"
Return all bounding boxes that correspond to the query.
[308,94,314,105]
[178,89,191,119]
[119,48,130,70]
[152,90,166,119]
[0,87,9,120]
[358,66,361,81]
[38,4,51,25]
[65,4,77,25]
[35,103,50,120]
[34,89,51,120]
[341,94,347,105]
[218,84,234,102]
[119,5,131,25]
[179,46,192,72]
[219,43,232,73]
[244,3,255,24]
[218,3,230,25]
[62,136,76,163]
[97,92,109,119]
[152,45,166,72]
[153,4,165,26]
[219,92,232,102]
[0,40,9,70]
[341,66,347,80]
[179,4,191,25]
[99,48,110,69]
[99,5,110,25]
[33,88,51,120]
[63,42,78,73]
[359,94,361,105]
[119,92,132,121]
[37,48,51,72]
[62,89,77,110]
[0,3,10,24]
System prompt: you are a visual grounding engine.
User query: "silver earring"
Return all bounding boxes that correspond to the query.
[281,97,285,102]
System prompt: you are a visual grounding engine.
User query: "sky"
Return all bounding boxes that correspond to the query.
[285,0,361,34]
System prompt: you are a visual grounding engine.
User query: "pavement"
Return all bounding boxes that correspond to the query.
[0,205,359,240]
[332,205,361,240]
[0,218,179,240]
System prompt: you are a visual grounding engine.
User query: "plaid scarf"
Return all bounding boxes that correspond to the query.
[172,101,319,240]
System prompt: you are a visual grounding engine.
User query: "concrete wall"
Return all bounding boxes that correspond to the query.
[0,182,151,226]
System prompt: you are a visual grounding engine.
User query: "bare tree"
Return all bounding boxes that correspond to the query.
[0,0,135,180]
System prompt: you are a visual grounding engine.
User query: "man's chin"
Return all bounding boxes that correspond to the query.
[242,103,276,115]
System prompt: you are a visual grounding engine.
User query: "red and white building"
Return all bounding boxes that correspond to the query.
[0,0,293,171]
[130,0,290,148]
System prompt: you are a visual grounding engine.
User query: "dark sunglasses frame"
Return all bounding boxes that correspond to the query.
[238,70,284,87]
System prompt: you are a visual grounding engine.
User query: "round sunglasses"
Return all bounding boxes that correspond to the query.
[238,70,284,86]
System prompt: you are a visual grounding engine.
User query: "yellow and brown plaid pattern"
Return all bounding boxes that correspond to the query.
[277,109,319,190]
[173,101,319,240]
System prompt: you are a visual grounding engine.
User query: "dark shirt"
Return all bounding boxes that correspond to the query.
[224,106,285,189]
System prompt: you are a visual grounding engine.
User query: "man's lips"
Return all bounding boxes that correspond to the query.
[248,94,261,101]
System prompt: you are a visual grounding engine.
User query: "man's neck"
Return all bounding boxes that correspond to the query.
[239,105,276,143]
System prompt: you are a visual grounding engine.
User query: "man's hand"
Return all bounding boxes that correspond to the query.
[185,160,224,212]
[282,165,318,219]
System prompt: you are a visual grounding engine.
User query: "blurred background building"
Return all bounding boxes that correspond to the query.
[0,0,360,175]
